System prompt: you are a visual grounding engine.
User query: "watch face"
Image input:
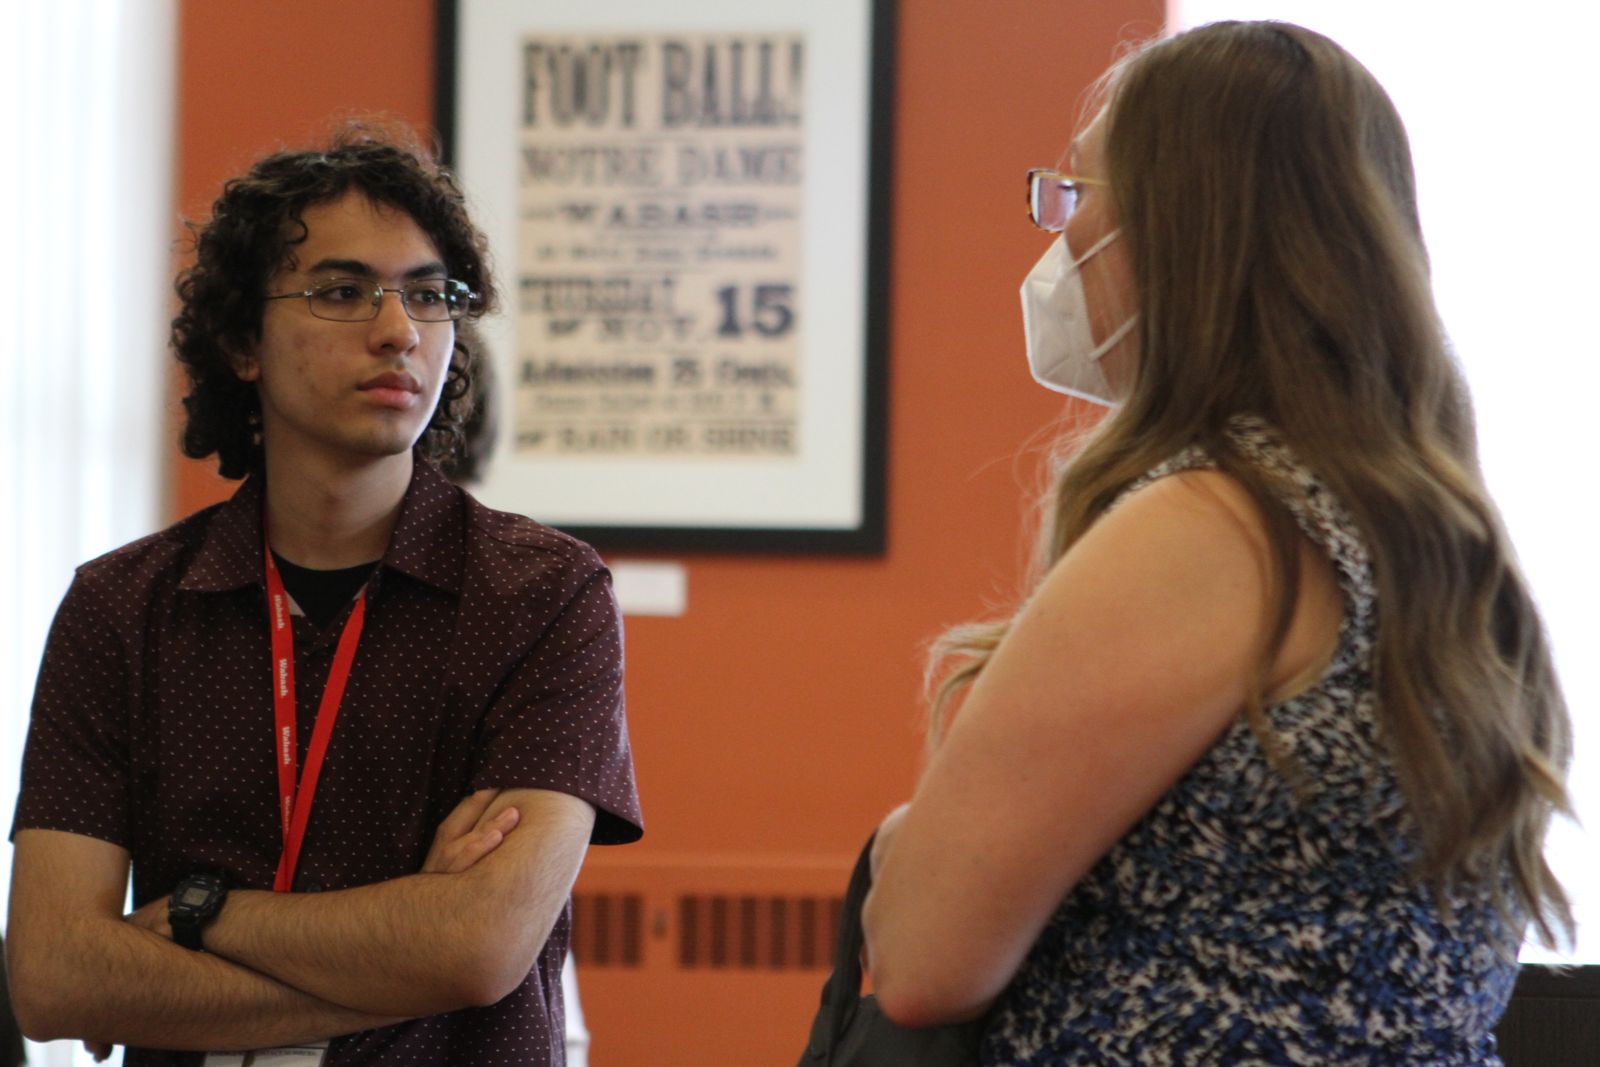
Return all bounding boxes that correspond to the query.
[178,886,213,907]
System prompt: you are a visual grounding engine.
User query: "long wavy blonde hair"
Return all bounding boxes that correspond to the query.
[929,21,1573,946]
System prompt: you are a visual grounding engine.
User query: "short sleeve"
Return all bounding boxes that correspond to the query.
[469,568,643,844]
[11,575,133,847]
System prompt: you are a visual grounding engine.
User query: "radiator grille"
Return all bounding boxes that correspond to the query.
[571,891,841,970]
[679,893,841,970]
[571,891,645,967]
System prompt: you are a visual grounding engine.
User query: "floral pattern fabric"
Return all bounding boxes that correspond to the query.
[982,419,1517,1066]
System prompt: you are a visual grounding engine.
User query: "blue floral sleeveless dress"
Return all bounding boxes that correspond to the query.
[981,418,1519,1066]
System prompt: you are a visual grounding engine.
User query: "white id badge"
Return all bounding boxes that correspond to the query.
[203,1042,329,1066]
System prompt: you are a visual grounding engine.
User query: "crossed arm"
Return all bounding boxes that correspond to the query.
[6,787,593,1050]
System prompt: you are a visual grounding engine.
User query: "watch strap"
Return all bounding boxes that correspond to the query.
[172,913,206,951]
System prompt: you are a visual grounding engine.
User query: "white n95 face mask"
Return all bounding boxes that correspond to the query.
[1019,229,1137,406]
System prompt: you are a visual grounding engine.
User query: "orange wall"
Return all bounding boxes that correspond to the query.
[175,1,1159,1061]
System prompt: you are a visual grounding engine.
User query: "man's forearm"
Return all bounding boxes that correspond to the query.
[206,875,515,1016]
[11,915,400,1050]
[198,791,594,1017]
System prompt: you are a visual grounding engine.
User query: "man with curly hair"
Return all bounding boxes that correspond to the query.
[7,127,642,1065]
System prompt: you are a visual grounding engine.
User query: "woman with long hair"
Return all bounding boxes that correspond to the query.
[861,21,1571,1064]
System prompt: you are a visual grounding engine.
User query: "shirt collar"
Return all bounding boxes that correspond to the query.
[178,475,267,593]
[177,460,466,596]
[380,460,465,595]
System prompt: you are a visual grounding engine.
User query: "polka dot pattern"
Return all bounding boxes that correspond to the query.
[13,460,642,1065]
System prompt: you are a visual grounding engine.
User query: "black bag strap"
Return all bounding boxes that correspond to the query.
[817,832,879,1050]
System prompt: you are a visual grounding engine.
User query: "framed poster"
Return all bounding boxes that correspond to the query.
[436,0,893,552]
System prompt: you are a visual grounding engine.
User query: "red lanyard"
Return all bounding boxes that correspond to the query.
[264,544,367,893]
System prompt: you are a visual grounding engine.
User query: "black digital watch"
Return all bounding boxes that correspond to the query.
[169,872,228,951]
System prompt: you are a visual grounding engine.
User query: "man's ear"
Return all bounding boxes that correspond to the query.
[227,342,260,383]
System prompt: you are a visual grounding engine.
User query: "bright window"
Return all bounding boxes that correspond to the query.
[1169,0,1599,962]
[0,3,175,1063]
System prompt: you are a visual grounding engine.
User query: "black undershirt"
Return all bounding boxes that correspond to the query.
[270,552,379,628]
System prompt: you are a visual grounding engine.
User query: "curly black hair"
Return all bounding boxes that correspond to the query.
[436,319,500,486]
[172,122,499,479]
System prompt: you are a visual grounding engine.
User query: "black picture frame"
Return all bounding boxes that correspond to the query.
[434,0,894,554]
